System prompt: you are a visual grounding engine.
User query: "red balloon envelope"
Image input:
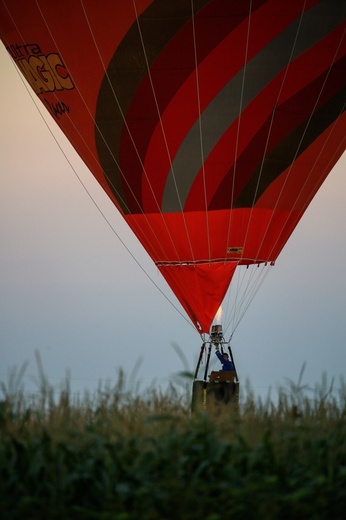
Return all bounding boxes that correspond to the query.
[1,0,345,332]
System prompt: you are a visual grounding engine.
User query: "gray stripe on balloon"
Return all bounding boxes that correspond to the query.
[162,0,344,213]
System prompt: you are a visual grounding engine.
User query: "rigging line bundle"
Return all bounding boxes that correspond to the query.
[191,0,211,262]
[132,0,196,263]
[225,0,253,263]
[237,0,308,266]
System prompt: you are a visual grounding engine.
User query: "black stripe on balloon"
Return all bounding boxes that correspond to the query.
[233,86,346,209]
[94,0,212,214]
[94,0,266,214]
[208,57,346,211]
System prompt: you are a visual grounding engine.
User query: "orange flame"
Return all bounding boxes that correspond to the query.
[215,305,222,324]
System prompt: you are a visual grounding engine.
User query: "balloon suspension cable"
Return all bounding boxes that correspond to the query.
[194,342,206,380]
[228,345,239,383]
[203,344,212,383]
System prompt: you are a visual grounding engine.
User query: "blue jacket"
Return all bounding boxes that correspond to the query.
[215,350,234,371]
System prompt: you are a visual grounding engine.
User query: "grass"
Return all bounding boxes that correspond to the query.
[1,359,346,519]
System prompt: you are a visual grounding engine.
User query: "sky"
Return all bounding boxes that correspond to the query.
[1,41,345,404]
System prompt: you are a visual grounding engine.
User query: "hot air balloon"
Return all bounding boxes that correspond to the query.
[1,1,345,401]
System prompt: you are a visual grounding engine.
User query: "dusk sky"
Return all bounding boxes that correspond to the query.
[1,41,345,403]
